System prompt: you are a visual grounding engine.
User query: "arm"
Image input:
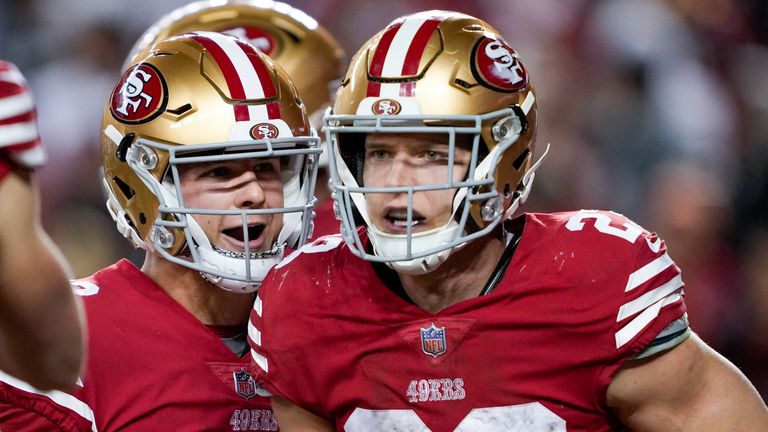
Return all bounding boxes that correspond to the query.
[0,168,85,390]
[272,396,335,432]
[607,332,768,431]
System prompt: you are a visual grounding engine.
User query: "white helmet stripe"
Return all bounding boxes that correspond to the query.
[190,32,272,121]
[368,14,444,98]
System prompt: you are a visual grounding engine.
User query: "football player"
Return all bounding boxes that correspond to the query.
[249,11,768,431]
[0,59,85,391]
[0,32,319,430]
[125,0,346,239]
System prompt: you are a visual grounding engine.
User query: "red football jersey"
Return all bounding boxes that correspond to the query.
[0,60,46,181]
[0,259,277,431]
[249,211,687,431]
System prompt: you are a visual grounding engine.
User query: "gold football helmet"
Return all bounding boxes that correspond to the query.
[325,10,545,274]
[103,31,320,292]
[124,0,344,119]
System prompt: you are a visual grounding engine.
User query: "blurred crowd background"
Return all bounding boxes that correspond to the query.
[1,0,766,397]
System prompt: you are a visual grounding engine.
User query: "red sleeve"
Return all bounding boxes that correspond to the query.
[249,235,347,417]
[612,230,686,356]
[0,59,46,170]
[595,224,688,406]
[0,377,95,431]
[249,263,309,403]
[552,210,687,406]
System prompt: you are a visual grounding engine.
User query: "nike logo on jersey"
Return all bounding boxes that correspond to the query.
[645,236,662,253]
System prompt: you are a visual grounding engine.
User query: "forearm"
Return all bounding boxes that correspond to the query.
[0,238,84,390]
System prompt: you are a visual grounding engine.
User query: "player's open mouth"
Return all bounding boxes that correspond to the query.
[385,209,425,231]
[221,223,266,250]
[222,223,265,242]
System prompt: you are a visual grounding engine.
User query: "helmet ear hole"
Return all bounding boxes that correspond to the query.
[512,148,530,170]
[113,176,135,200]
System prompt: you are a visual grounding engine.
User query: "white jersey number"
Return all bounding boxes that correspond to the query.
[565,210,642,244]
[344,403,566,432]
[275,235,343,269]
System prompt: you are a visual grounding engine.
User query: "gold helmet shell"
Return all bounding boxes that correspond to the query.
[125,0,344,117]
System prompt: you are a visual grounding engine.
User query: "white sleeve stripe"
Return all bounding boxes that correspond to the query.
[615,292,682,348]
[0,121,38,147]
[248,323,262,346]
[251,349,269,373]
[9,145,46,167]
[0,69,27,86]
[617,274,683,321]
[0,92,34,119]
[0,370,98,432]
[253,295,262,317]
[625,252,674,292]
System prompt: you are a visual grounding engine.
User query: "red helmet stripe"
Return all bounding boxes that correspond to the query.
[190,33,277,121]
[366,22,402,97]
[367,16,445,98]
[234,39,281,120]
[401,18,440,76]
[190,35,250,120]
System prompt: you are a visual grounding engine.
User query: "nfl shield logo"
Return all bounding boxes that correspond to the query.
[420,324,447,358]
[233,370,257,400]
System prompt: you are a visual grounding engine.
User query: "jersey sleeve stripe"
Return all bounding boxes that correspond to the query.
[251,348,269,373]
[625,252,674,292]
[7,144,46,167]
[248,323,262,346]
[0,64,27,85]
[617,274,683,321]
[0,120,38,147]
[0,370,98,432]
[0,92,34,119]
[254,294,263,317]
[615,292,683,348]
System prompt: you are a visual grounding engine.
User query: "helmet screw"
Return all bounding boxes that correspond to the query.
[152,226,175,249]
[481,196,504,221]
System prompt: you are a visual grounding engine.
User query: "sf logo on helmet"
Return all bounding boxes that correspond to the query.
[372,98,402,115]
[110,63,167,124]
[250,123,279,139]
[117,69,153,116]
[472,37,528,92]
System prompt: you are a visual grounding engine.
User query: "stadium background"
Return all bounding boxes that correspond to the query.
[1,0,766,397]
